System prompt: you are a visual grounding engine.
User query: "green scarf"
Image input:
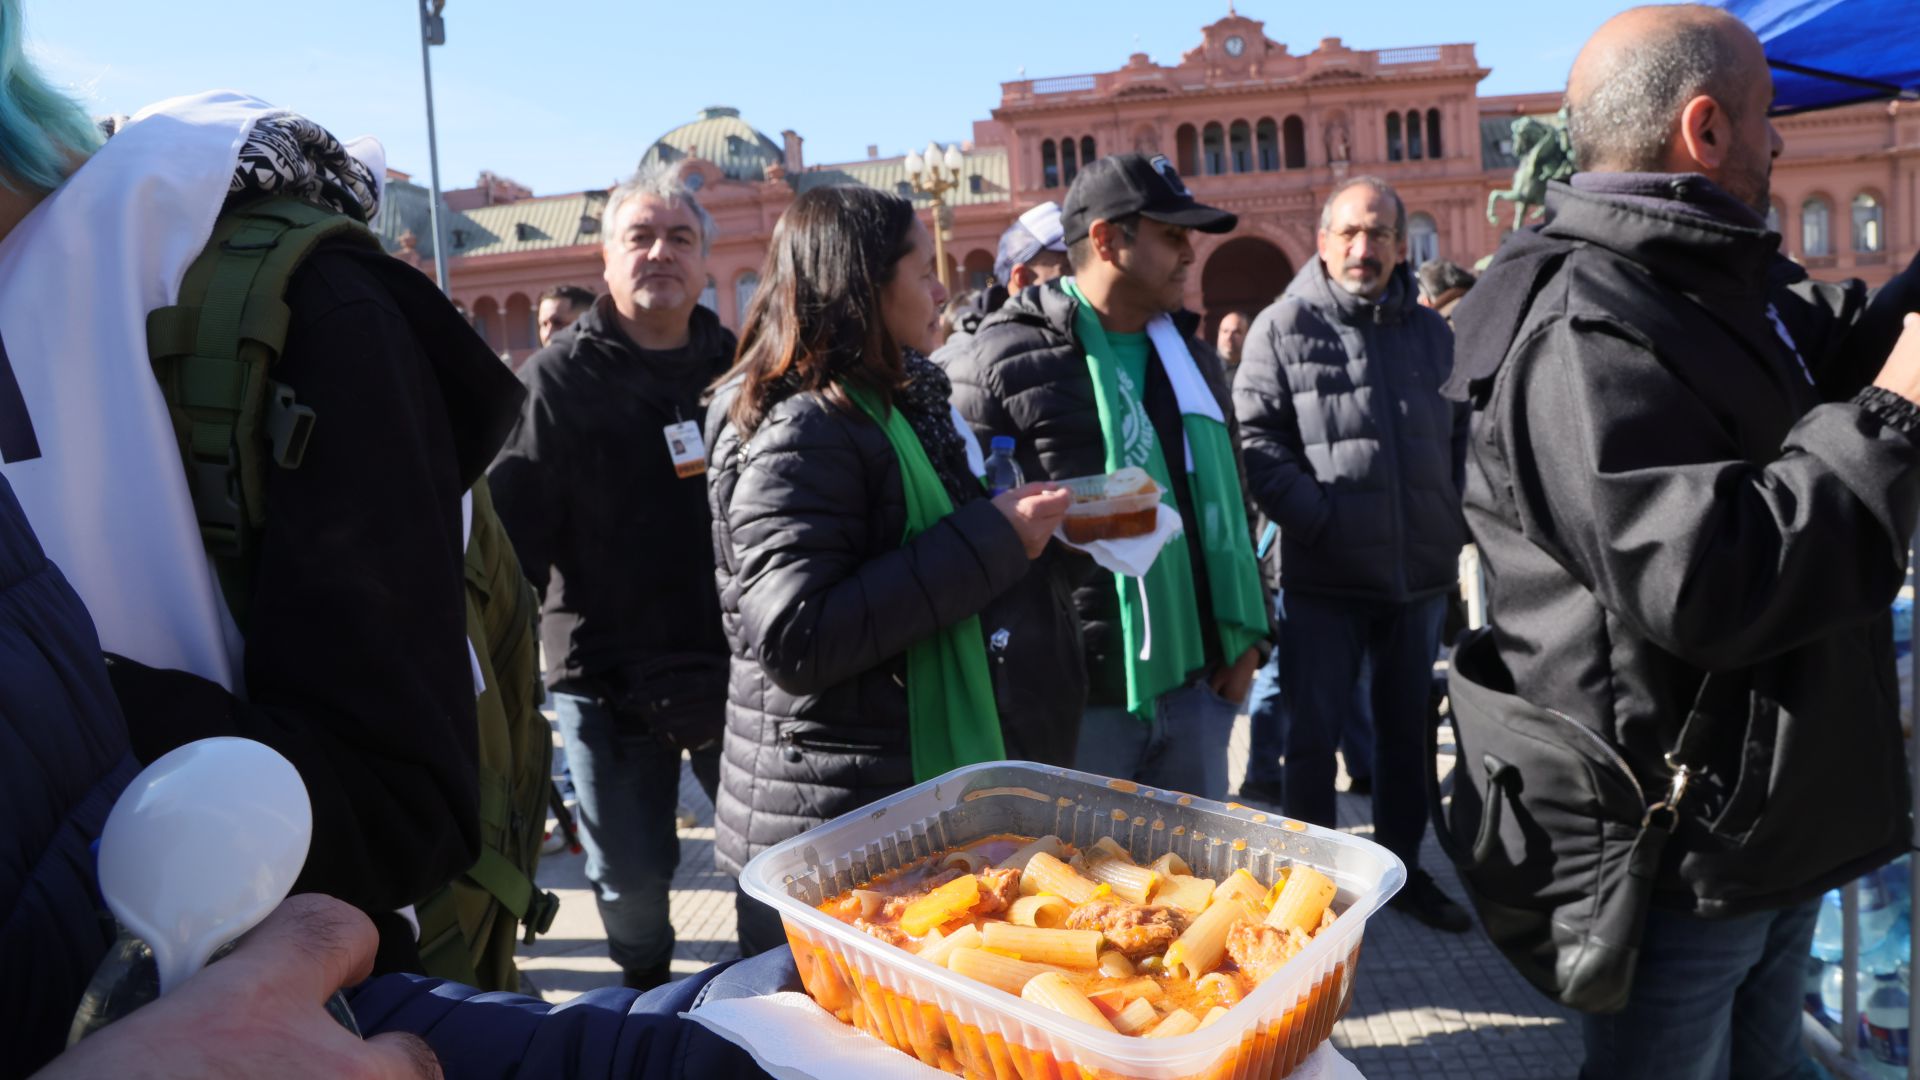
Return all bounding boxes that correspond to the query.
[1063,280,1269,716]
[844,382,1006,780]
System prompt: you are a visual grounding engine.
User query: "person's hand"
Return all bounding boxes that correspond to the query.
[1208,646,1264,706]
[34,894,441,1080]
[991,482,1072,559]
[1871,313,1920,406]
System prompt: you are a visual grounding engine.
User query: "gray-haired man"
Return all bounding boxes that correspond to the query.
[1234,175,1471,933]
[489,165,733,989]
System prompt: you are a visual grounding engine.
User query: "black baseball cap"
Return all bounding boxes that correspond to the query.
[1060,153,1237,244]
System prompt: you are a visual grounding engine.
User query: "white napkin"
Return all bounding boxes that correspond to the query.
[1056,503,1183,578]
[685,990,1367,1080]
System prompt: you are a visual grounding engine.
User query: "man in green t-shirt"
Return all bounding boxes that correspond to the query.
[945,153,1274,800]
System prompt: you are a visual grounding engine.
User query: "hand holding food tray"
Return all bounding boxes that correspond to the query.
[738,762,1405,1080]
[1054,467,1183,578]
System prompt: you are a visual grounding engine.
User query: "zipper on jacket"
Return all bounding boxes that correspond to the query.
[1540,707,1647,807]
[780,727,888,755]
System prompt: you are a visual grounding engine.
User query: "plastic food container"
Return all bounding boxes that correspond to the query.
[739,761,1406,1080]
[1059,472,1165,544]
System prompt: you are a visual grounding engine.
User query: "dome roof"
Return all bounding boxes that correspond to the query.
[640,106,784,183]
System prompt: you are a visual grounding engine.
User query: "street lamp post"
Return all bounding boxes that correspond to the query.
[904,141,967,293]
[417,0,449,294]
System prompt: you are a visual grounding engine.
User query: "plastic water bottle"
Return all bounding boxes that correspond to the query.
[1864,973,1910,1077]
[1814,889,1848,962]
[1862,874,1901,954]
[984,436,1023,497]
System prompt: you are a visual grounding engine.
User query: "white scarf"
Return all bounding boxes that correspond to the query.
[0,91,371,692]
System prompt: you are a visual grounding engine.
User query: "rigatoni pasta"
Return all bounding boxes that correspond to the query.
[1083,858,1159,904]
[980,923,1103,968]
[816,832,1343,1040]
[1023,851,1101,904]
[1007,893,1072,928]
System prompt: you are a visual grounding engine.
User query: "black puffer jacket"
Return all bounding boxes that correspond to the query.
[944,282,1269,708]
[1456,180,1920,914]
[1234,257,1467,602]
[705,380,1082,877]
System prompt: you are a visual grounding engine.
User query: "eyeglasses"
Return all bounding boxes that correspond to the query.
[1328,226,1399,246]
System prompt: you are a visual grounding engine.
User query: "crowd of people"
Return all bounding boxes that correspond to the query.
[5,2,1920,1078]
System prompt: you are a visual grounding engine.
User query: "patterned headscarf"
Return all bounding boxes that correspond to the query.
[101,110,380,223]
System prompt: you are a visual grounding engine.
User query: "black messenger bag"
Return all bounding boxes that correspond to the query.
[1429,627,1715,1014]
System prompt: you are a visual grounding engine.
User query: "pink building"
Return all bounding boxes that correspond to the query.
[374,12,1920,367]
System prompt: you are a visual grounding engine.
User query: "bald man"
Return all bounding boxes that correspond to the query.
[1444,6,1920,1078]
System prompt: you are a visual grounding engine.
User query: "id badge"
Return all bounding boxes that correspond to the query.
[664,419,706,479]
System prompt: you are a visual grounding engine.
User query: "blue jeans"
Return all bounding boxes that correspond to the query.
[555,691,709,978]
[1279,592,1443,867]
[1581,901,1824,1080]
[1075,681,1240,801]
[1244,590,1375,789]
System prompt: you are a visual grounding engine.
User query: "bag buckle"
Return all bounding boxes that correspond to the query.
[1643,761,1692,829]
[522,888,560,944]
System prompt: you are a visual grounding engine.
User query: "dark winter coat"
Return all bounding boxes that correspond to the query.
[1454,179,1920,915]
[0,473,141,1078]
[942,282,1271,709]
[704,379,1083,877]
[1233,256,1468,603]
[490,297,736,693]
[0,468,785,1080]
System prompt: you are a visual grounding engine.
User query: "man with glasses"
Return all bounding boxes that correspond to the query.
[1233,176,1471,932]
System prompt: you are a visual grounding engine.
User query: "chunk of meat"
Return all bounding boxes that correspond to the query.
[1225,922,1306,985]
[1064,899,1190,960]
[855,919,912,948]
[973,867,1022,916]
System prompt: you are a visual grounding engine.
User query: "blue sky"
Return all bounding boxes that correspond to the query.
[26,1,1633,195]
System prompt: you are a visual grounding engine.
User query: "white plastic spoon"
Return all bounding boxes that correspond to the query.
[96,736,313,995]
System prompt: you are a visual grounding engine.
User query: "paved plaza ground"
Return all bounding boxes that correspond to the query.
[518,713,1584,1079]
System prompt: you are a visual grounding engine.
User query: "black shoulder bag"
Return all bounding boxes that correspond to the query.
[1429,628,1716,1014]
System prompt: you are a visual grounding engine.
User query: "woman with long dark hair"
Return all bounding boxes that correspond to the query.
[707,185,1085,954]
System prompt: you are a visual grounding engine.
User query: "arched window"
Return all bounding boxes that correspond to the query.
[1175,124,1199,176]
[1406,110,1423,160]
[1802,197,1832,256]
[1202,122,1227,175]
[698,276,718,313]
[472,297,499,349]
[735,272,760,323]
[1386,113,1403,162]
[1061,137,1079,186]
[1407,212,1439,266]
[1282,116,1307,169]
[1426,108,1444,158]
[504,293,533,351]
[1853,192,1885,253]
[1255,119,1280,171]
[1041,140,1059,188]
[1080,136,1096,168]
[1229,121,1253,173]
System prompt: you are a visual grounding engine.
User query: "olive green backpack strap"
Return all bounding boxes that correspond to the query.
[415,478,556,991]
[145,194,383,624]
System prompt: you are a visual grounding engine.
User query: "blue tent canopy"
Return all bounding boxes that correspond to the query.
[1721,0,1920,114]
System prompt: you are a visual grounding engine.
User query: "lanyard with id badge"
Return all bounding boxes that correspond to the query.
[665,413,707,479]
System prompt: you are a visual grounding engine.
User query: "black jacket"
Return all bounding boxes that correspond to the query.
[490,298,736,692]
[106,246,526,972]
[704,380,1081,876]
[1234,257,1468,602]
[943,282,1270,708]
[1455,180,1920,915]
